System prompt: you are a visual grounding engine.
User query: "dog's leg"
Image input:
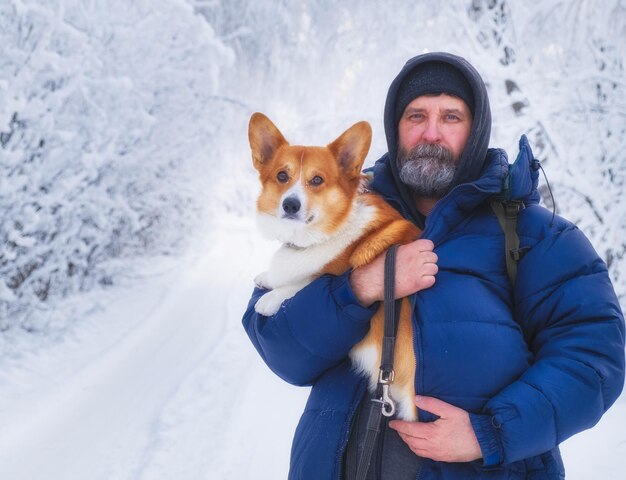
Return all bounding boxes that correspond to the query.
[267,246,329,287]
[254,279,312,316]
[393,299,417,421]
[392,384,418,421]
[350,298,418,421]
[254,271,272,290]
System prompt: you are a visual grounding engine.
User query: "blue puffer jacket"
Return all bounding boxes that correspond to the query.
[242,138,625,479]
[243,52,625,479]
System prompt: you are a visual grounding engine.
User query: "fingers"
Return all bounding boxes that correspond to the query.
[415,395,461,417]
[388,419,432,438]
[396,242,439,296]
[389,421,443,460]
[351,238,439,304]
[398,241,438,267]
[412,238,435,252]
[420,251,439,264]
[390,397,482,463]
[399,241,436,261]
[420,260,439,276]
[395,431,431,456]
[396,432,444,461]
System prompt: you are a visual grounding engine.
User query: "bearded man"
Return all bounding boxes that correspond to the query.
[243,52,625,479]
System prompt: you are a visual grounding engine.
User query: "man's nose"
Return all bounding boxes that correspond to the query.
[421,119,442,143]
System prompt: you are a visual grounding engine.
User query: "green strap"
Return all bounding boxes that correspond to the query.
[490,201,522,287]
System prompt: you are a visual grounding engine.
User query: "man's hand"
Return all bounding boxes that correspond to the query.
[389,396,482,463]
[350,239,438,306]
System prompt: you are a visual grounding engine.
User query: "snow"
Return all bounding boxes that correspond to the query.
[0,215,308,479]
[1,0,625,478]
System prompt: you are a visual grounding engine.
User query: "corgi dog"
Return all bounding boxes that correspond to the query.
[248,112,422,421]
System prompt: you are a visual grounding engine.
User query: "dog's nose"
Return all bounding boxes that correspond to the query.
[282,197,301,215]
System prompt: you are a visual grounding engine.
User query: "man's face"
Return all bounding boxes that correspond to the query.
[396,94,472,198]
[398,93,472,160]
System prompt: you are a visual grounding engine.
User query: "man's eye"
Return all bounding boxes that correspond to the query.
[277,171,289,183]
[310,176,324,186]
[445,114,460,121]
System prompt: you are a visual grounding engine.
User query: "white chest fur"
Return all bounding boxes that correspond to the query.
[254,201,375,315]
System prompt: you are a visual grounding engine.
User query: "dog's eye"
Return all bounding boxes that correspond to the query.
[276,171,289,183]
[310,176,324,186]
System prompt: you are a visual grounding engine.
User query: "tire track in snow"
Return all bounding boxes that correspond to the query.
[135,216,309,480]
[0,219,254,480]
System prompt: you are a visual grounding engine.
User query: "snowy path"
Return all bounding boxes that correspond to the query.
[0,214,623,479]
[0,216,307,480]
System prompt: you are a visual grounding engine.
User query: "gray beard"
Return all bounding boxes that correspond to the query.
[397,143,457,199]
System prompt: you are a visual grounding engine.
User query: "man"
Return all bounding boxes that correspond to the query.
[242,52,625,479]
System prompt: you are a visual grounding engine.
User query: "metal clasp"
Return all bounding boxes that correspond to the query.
[376,369,396,417]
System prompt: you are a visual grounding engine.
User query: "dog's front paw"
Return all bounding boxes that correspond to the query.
[254,291,285,316]
[254,271,272,290]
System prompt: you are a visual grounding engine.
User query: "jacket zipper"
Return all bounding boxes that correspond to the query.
[336,379,367,480]
[411,272,424,480]
[415,462,423,480]
[409,294,421,410]
[375,417,388,479]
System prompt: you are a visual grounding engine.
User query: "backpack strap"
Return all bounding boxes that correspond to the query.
[490,200,526,287]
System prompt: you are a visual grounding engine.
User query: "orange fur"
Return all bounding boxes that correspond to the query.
[250,112,422,420]
[321,193,420,420]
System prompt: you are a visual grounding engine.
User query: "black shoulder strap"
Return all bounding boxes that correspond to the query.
[490,201,524,287]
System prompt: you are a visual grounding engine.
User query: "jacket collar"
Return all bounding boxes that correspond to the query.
[368,136,540,243]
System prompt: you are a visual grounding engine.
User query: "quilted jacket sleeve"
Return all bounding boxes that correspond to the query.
[472,215,625,466]
[242,271,378,386]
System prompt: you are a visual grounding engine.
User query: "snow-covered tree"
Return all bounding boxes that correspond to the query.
[0,0,233,331]
[2,0,623,340]
[468,0,626,297]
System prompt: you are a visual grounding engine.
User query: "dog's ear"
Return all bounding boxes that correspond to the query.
[249,112,288,170]
[327,121,372,179]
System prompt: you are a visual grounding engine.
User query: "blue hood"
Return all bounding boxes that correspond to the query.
[383,52,493,229]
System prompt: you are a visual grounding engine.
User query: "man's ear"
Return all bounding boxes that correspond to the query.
[248,112,288,171]
[327,121,372,179]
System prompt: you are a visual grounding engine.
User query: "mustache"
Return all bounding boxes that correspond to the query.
[399,143,454,164]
